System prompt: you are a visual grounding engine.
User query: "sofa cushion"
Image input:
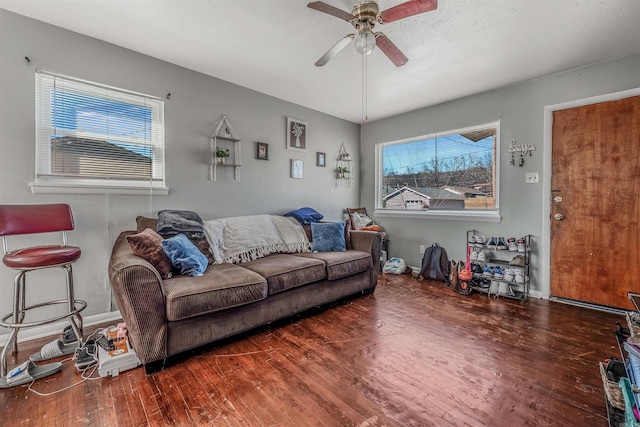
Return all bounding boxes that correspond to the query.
[125,228,173,279]
[163,263,267,321]
[241,254,326,295]
[294,250,372,281]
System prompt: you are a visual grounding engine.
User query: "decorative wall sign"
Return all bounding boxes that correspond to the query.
[508,139,536,166]
[286,117,307,152]
[291,159,304,179]
[508,139,536,154]
[256,142,268,160]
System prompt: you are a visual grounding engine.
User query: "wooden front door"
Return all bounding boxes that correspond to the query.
[551,95,640,310]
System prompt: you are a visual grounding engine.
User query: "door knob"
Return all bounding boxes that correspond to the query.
[554,213,564,221]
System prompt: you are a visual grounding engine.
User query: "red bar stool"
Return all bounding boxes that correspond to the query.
[0,204,86,376]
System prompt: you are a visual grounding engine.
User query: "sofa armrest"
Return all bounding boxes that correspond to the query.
[349,230,382,285]
[109,231,168,366]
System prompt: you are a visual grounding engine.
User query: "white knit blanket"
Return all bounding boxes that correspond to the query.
[203,215,310,264]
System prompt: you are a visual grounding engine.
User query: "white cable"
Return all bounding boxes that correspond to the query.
[26,361,100,397]
[27,327,108,396]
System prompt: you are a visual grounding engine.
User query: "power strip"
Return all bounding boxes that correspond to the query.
[97,327,141,377]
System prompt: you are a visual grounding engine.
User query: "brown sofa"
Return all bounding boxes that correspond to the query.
[108,222,382,373]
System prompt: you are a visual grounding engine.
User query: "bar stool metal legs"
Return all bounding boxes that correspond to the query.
[0,265,86,377]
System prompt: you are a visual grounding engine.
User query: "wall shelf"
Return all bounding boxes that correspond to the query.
[336,142,352,187]
[209,115,241,182]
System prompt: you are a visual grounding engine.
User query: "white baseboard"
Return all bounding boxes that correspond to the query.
[0,310,122,347]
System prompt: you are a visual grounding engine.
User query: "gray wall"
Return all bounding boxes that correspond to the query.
[0,10,360,335]
[360,53,640,296]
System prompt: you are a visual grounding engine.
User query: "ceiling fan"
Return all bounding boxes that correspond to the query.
[308,0,438,67]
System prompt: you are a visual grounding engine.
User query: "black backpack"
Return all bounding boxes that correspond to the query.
[418,243,450,284]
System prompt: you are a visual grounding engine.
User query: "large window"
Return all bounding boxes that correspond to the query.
[33,70,166,194]
[377,123,499,219]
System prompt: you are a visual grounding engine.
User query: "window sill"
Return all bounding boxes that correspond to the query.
[30,181,169,196]
[374,209,501,223]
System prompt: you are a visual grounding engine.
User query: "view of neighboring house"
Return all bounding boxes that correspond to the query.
[50,136,152,180]
[383,186,432,209]
[382,185,491,210]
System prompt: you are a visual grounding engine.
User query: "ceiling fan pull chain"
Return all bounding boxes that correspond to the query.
[362,53,368,123]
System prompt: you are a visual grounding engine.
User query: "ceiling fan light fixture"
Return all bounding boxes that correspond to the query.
[354,29,376,55]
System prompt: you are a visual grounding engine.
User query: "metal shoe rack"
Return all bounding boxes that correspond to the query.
[603,293,640,426]
[466,230,531,301]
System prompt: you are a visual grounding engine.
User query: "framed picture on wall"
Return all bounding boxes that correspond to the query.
[316,152,326,167]
[256,142,269,160]
[291,159,304,179]
[286,117,307,152]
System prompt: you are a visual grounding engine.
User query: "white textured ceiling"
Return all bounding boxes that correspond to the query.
[2,0,640,123]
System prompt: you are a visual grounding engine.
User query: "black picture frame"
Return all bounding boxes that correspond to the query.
[256,142,269,160]
[316,152,326,167]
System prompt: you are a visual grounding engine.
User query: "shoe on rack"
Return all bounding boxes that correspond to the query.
[509,255,525,267]
[477,250,488,262]
[486,237,498,249]
[489,280,500,296]
[475,235,486,248]
[470,249,478,261]
[498,282,516,297]
[507,238,517,252]
[477,278,491,289]
[496,237,507,250]
[493,266,504,280]
[503,267,515,282]
[482,266,494,278]
[517,238,527,253]
[468,234,477,245]
[514,268,525,284]
[472,263,484,275]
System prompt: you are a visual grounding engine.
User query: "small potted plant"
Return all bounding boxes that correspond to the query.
[215,146,230,165]
[336,166,350,179]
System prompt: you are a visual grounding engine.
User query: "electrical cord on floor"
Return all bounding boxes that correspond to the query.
[26,328,107,397]
[27,360,100,396]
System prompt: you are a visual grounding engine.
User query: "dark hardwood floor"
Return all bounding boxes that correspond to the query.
[0,273,623,426]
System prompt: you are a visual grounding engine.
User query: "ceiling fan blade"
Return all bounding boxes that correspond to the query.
[315,34,354,67]
[379,0,437,23]
[375,33,408,67]
[307,1,354,22]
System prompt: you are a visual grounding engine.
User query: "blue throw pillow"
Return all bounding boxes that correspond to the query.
[162,234,208,277]
[283,207,324,225]
[311,222,346,252]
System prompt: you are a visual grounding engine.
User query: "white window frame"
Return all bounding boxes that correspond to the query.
[374,122,501,223]
[31,70,168,195]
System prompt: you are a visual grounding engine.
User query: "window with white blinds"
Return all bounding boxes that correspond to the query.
[34,70,166,193]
